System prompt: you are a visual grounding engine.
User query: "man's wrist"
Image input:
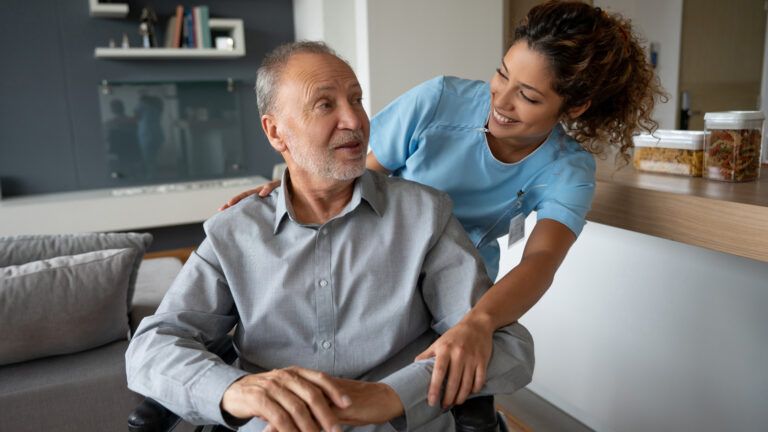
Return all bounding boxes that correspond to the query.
[378,382,405,420]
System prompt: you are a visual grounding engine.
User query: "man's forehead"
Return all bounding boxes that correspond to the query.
[284,53,361,93]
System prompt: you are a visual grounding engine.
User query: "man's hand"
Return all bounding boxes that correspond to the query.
[329,378,404,426]
[221,366,351,432]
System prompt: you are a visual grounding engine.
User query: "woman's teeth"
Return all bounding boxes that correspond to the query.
[493,108,516,124]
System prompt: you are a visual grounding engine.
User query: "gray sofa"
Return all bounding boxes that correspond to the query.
[0,233,184,432]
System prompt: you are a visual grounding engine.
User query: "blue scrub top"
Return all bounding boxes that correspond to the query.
[369,76,596,280]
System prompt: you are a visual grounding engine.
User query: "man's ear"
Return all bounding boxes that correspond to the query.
[566,100,591,120]
[261,114,287,152]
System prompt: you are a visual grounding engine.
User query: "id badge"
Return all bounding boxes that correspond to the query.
[507,213,525,248]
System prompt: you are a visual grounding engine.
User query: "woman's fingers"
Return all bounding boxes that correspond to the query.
[428,354,448,407]
[257,180,281,197]
[441,357,463,408]
[227,189,259,206]
[219,180,282,211]
[473,363,487,393]
[454,366,476,406]
[414,345,435,361]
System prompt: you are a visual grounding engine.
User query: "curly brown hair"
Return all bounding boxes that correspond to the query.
[513,1,667,162]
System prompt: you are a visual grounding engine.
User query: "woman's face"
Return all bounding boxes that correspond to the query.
[488,41,564,152]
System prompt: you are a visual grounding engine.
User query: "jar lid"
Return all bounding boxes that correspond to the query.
[633,129,705,150]
[704,111,765,129]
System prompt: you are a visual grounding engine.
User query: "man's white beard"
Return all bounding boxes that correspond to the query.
[285,130,367,181]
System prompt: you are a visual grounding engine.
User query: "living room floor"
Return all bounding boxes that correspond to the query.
[497,389,594,432]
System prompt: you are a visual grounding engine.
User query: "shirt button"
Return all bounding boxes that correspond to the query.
[322,341,332,349]
[319,279,328,287]
[321,228,328,235]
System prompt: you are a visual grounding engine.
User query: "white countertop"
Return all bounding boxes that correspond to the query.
[0,176,269,235]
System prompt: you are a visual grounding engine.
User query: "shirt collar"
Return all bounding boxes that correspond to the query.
[273,169,384,234]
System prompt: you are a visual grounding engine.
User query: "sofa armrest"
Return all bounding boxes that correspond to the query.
[130,257,183,333]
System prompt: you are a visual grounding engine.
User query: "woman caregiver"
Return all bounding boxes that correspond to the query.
[223,0,665,415]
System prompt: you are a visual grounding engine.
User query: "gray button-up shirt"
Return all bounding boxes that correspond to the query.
[126,170,534,431]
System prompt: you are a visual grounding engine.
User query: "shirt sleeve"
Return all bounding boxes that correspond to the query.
[369,76,444,172]
[125,238,248,427]
[378,194,535,431]
[535,152,596,237]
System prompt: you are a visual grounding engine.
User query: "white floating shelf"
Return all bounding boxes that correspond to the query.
[94,48,245,59]
[88,0,128,18]
[94,18,246,59]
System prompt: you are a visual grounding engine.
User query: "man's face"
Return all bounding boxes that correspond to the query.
[272,53,369,181]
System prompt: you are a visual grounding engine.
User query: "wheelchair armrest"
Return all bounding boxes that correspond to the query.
[128,398,181,432]
[127,335,237,432]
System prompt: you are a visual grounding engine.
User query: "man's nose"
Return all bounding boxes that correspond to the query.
[337,102,363,130]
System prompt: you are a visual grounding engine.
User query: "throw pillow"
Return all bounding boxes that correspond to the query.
[0,248,137,366]
[0,232,152,311]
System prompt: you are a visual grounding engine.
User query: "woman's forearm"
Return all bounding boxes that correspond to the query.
[464,251,560,331]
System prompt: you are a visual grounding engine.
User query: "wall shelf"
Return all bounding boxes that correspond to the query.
[94,18,245,59]
[88,0,128,18]
[94,48,244,59]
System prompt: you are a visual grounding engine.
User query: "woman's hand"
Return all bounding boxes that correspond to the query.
[218,180,282,211]
[415,316,495,409]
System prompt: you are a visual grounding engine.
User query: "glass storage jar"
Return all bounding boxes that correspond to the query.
[703,111,764,182]
[633,130,705,176]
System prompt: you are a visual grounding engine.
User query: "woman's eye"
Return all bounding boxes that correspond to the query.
[495,68,508,80]
[520,91,538,104]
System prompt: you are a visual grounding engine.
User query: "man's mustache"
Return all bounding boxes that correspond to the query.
[330,130,366,148]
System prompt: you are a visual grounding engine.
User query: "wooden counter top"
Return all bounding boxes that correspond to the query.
[587,161,768,263]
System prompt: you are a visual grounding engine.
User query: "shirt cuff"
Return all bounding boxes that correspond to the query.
[190,362,249,428]
[379,359,445,431]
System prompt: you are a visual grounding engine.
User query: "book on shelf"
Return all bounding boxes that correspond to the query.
[196,6,211,49]
[163,5,211,49]
[183,8,195,48]
[192,6,201,48]
[164,16,177,47]
[172,5,184,48]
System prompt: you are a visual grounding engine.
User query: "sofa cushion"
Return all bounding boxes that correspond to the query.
[0,248,136,366]
[130,257,184,332]
[0,340,144,432]
[0,232,153,311]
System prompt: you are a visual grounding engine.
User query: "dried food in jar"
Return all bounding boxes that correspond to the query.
[633,147,703,176]
[704,129,761,182]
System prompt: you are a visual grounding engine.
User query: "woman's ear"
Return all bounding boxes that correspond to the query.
[261,114,287,152]
[566,100,591,119]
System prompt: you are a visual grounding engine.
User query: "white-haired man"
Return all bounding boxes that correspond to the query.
[126,41,534,432]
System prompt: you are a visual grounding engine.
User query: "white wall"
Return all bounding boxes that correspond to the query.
[595,0,682,129]
[293,0,504,117]
[363,0,503,114]
[500,217,768,431]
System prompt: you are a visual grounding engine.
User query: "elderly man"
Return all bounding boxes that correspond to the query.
[126,41,534,432]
